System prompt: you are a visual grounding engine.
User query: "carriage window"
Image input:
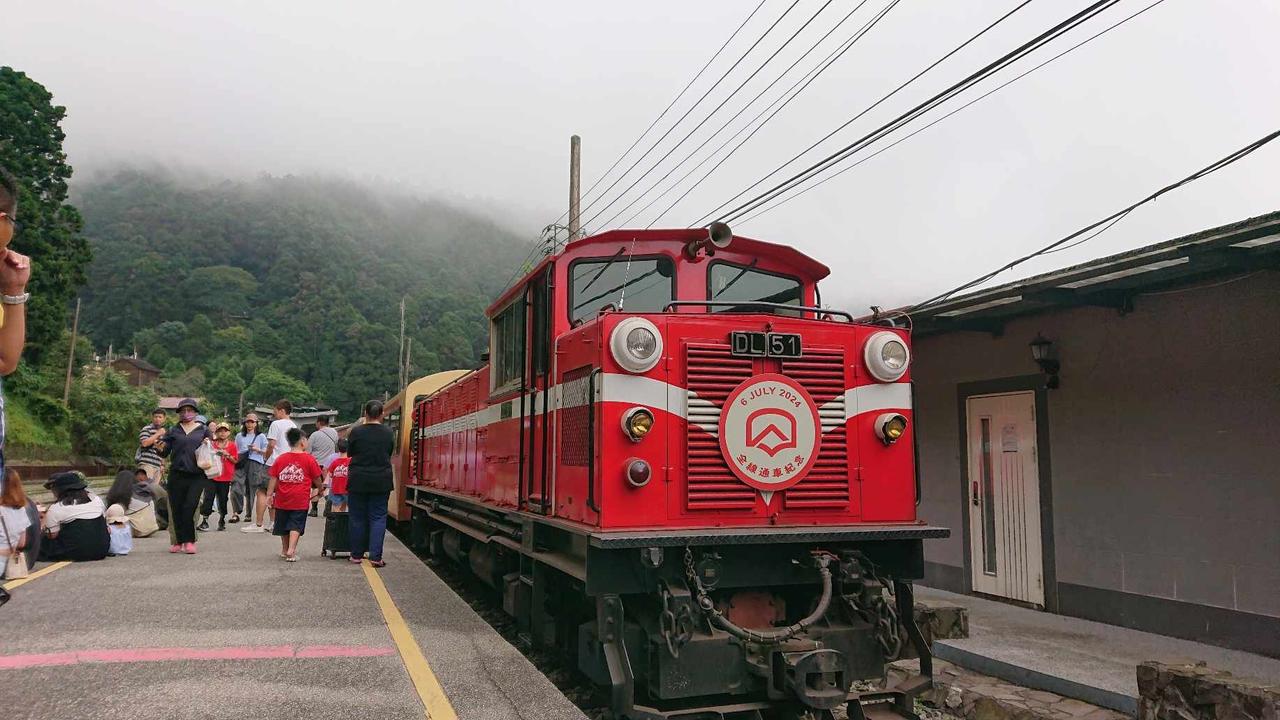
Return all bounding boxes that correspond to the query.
[570,255,675,324]
[709,261,802,316]
[490,299,525,391]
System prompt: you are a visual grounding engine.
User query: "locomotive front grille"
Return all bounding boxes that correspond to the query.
[684,341,851,511]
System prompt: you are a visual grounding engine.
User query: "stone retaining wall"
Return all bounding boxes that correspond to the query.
[900,601,970,659]
[1137,662,1280,720]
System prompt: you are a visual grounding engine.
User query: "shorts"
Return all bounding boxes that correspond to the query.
[328,493,348,506]
[272,509,309,536]
[242,462,268,492]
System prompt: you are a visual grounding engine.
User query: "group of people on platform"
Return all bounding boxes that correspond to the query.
[0,396,397,574]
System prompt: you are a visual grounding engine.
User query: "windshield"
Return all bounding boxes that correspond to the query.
[709,261,802,315]
[570,256,676,323]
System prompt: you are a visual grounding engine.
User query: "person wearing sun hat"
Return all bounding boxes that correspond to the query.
[198,421,238,532]
[39,471,109,562]
[158,397,213,554]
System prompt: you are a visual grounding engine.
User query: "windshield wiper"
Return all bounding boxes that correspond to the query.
[578,247,626,295]
[713,259,759,298]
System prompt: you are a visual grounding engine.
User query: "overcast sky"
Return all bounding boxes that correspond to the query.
[8,0,1279,310]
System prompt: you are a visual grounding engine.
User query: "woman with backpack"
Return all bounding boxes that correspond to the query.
[231,413,268,525]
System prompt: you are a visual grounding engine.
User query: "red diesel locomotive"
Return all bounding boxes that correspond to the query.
[400,224,946,720]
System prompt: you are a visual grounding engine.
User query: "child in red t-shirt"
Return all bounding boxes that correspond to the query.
[267,428,323,561]
[325,438,351,512]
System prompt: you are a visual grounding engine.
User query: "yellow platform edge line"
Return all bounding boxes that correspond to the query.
[3,560,71,591]
[362,562,459,720]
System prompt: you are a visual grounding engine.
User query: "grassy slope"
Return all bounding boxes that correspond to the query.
[5,392,72,459]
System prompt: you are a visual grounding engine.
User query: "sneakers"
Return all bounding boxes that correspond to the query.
[169,544,182,553]
[183,542,197,554]
[227,515,240,524]
[240,524,266,533]
[263,521,274,533]
[218,520,226,531]
[197,518,210,532]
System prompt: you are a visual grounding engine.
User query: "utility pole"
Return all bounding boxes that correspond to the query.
[567,134,581,240]
[405,337,413,383]
[63,297,81,405]
[398,296,406,389]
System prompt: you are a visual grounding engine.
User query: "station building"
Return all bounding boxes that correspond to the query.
[909,211,1280,657]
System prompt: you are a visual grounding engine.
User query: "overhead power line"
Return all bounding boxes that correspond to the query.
[908,127,1280,311]
[504,2,767,294]
[635,0,903,229]
[593,0,886,231]
[581,0,847,232]
[548,0,770,230]
[692,0,1049,227]
[709,0,1128,226]
[574,0,807,227]
[734,0,1169,227]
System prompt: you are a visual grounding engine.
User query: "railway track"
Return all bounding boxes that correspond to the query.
[390,522,613,718]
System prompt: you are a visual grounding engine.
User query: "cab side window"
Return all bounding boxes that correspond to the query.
[490,299,525,392]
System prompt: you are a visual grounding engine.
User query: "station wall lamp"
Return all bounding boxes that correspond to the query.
[1030,333,1061,389]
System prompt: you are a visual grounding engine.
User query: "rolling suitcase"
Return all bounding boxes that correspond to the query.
[320,501,350,559]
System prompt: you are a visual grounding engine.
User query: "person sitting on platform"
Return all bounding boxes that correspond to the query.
[266,428,323,562]
[1,468,32,571]
[104,470,159,538]
[40,471,109,562]
[134,467,168,531]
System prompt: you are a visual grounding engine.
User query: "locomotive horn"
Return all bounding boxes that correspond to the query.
[685,222,733,260]
[708,221,733,249]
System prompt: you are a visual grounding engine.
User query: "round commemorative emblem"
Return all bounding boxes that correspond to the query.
[718,373,822,493]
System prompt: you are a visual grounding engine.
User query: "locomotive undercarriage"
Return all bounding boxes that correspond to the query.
[405,488,938,720]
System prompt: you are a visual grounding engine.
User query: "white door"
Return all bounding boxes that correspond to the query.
[966,392,1044,606]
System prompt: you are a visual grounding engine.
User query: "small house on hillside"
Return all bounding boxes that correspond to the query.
[110,357,161,386]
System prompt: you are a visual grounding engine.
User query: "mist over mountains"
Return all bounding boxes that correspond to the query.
[74,168,530,417]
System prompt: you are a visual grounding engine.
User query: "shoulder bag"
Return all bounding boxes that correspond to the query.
[1,512,29,580]
[235,433,261,470]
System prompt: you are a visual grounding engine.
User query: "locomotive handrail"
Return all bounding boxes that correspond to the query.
[662,300,854,321]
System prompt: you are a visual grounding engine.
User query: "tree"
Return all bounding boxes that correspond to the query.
[0,67,91,363]
[244,366,313,407]
[205,365,245,417]
[180,265,259,318]
[68,369,158,462]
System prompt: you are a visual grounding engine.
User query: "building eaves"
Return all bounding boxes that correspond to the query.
[907,211,1280,336]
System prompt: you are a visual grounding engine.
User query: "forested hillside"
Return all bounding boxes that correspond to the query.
[76,170,529,417]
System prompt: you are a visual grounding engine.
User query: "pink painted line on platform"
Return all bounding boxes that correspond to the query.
[0,644,395,670]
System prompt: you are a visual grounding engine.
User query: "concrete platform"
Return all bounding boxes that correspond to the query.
[0,516,587,720]
[916,586,1280,715]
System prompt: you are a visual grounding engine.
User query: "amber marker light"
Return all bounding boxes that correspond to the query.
[622,407,655,442]
[874,413,908,445]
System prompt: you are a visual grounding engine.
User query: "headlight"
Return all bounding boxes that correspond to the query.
[864,331,910,382]
[610,317,663,373]
[874,412,908,445]
[621,407,655,441]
